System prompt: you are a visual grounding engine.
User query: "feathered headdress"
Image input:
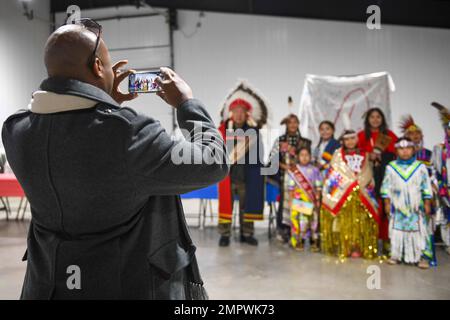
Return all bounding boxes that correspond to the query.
[431,102,450,128]
[399,114,421,134]
[220,80,269,129]
[280,97,298,125]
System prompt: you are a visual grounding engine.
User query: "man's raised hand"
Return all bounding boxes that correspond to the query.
[111,60,138,105]
[154,67,193,108]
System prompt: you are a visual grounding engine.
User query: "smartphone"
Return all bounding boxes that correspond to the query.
[128,69,162,93]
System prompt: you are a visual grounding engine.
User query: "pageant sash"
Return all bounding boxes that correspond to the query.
[288,164,317,202]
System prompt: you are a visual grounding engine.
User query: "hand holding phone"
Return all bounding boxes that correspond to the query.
[154,67,193,108]
[111,60,138,105]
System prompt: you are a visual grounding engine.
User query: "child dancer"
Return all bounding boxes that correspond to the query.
[399,115,437,265]
[313,120,341,174]
[381,137,433,269]
[269,114,311,243]
[288,147,322,252]
[321,130,380,260]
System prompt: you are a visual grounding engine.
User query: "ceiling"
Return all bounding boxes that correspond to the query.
[50,0,450,29]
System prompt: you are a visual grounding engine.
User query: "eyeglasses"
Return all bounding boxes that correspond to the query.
[67,18,102,68]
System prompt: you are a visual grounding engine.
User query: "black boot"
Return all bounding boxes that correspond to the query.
[219,236,230,247]
[240,235,258,246]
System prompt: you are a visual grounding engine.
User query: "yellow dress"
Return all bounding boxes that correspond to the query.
[320,149,380,260]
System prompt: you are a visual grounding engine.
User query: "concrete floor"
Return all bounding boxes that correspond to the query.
[1,211,449,299]
[194,228,450,299]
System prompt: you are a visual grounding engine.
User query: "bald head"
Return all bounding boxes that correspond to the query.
[45,25,97,77]
[44,24,114,93]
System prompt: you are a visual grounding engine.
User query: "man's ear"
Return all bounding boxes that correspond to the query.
[91,57,103,78]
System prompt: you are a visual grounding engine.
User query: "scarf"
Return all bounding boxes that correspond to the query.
[396,156,416,166]
[315,138,340,171]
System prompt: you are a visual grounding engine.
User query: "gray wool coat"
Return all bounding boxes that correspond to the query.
[2,77,228,299]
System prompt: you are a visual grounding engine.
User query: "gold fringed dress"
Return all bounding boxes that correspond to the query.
[320,149,380,260]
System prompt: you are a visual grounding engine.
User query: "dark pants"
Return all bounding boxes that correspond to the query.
[374,152,395,241]
[218,181,254,237]
[276,174,290,238]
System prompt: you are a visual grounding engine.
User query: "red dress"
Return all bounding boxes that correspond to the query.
[357,129,398,240]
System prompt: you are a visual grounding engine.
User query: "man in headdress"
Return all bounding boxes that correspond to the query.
[399,115,433,175]
[431,102,450,255]
[217,82,267,247]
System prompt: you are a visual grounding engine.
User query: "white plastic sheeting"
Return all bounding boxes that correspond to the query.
[298,72,395,144]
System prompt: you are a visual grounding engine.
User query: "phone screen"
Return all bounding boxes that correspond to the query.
[128,70,162,93]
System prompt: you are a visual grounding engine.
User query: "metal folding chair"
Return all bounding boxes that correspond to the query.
[16,197,28,220]
[0,197,11,220]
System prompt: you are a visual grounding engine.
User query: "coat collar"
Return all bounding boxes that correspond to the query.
[29,91,98,114]
[38,77,120,109]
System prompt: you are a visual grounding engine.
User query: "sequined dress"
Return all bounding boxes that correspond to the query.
[320,149,380,259]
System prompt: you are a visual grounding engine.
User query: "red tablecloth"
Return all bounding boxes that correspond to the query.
[0,173,25,197]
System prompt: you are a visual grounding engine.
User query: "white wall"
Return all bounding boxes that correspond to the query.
[4,4,450,150]
[0,0,51,127]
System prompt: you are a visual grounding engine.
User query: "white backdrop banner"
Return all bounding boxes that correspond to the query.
[298,71,395,144]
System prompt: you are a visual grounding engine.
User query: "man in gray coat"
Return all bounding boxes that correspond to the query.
[1,21,228,299]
